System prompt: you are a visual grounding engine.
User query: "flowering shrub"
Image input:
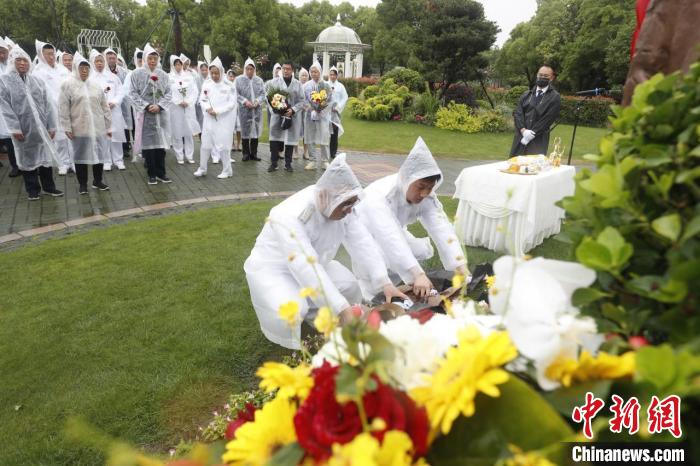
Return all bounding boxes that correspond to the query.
[339,76,378,98]
[435,102,484,133]
[349,78,413,121]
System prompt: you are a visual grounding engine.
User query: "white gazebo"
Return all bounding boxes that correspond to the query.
[308,15,371,78]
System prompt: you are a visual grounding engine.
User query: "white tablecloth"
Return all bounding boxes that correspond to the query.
[453,162,576,256]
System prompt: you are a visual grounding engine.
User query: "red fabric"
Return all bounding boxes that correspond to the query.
[630,0,651,59]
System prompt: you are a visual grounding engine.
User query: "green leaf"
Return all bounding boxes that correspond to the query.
[576,237,612,271]
[335,364,360,398]
[636,345,677,392]
[597,227,634,267]
[579,165,621,200]
[626,276,688,303]
[572,287,611,307]
[680,215,700,243]
[265,442,305,466]
[652,213,682,242]
[427,377,573,465]
[543,380,612,418]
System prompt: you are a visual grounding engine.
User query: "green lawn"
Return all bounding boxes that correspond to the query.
[261,109,608,161]
[0,198,572,464]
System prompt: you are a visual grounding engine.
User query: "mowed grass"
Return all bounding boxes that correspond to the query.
[0,198,572,465]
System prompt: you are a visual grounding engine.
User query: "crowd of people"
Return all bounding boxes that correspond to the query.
[0,38,349,199]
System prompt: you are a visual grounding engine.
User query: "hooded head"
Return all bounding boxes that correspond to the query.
[209,57,225,83]
[6,45,32,75]
[314,154,363,219]
[117,53,126,67]
[272,62,281,78]
[34,40,56,67]
[179,53,190,68]
[298,67,309,82]
[72,51,91,81]
[169,54,183,75]
[104,47,119,69]
[89,49,106,74]
[133,47,143,68]
[329,65,339,82]
[198,60,209,78]
[142,43,160,71]
[226,69,236,81]
[243,57,255,78]
[309,61,322,82]
[398,137,443,204]
[60,51,73,71]
[0,37,9,63]
[4,36,16,50]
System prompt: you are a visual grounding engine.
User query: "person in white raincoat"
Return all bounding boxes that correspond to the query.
[168,54,200,164]
[0,36,20,177]
[295,67,310,161]
[124,48,143,158]
[303,61,333,171]
[234,57,265,161]
[195,60,208,131]
[128,43,172,185]
[354,137,469,299]
[265,63,282,128]
[0,45,63,200]
[89,49,127,171]
[59,52,112,193]
[328,66,347,159]
[104,47,133,158]
[265,61,305,172]
[194,57,238,179]
[244,154,407,349]
[33,40,72,175]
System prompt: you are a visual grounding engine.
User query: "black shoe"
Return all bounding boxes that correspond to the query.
[242,156,251,161]
[79,185,88,194]
[28,193,40,201]
[43,188,64,197]
[284,166,293,172]
[68,167,75,174]
[92,181,110,191]
[253,156,262,161]
[156,175,172,183]
[148,177,157,185]
[267,165,278,172]
[9,167,20,177]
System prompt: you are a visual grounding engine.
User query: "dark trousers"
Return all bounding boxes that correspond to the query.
[0,138,18,169]
[143,148,166,178]
[270,141,294,168]
[122,129,132,156]
[330,124,339,159]
[21,166,56,196]
[75,163,104,186]
[242,138,259,159]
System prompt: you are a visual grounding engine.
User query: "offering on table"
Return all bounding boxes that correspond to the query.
[503,155,551,175]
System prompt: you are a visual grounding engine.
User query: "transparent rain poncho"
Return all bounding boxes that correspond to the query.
[303,60,333,145]
[234,57,265,138]
[199,57,237,151]
[0,37,8,137]
[314,153,364,217]
[0,45,59,170]
[169,54,200,137]
[128,43,172,150]
[33,40,69,143]
[89,49,126,143]
[58,52,111,164]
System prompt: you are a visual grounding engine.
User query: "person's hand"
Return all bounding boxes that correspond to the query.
[108,102,116,109]
[12,132,24,141]
[207,108,217,117]
[179,102,188,108]
[48,130,56,139]
[383,284,408,303]
[245,101,254,109]
[339,306,361,326]
[284,108,293,117]
[65,131,74,140]
[412,273,433,300]
[148,104,159,113]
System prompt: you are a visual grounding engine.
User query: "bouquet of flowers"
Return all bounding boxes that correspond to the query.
[267,88,293,130]
[309,83,330,121]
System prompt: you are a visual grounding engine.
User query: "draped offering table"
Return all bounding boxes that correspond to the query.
[453,162,576,256]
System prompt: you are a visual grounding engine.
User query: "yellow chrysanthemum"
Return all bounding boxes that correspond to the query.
[314,306,337,337]
[452,273,465,289]
[278,301,300,327]
[222,396,297,466]
[411,326,517,436]
[545,351,636,388]
[300,287,319,299]
[375,431,414,466]
[497,445,556,466]
[328,433,379,466]
[485,275,496,289]
[256,361,313,400]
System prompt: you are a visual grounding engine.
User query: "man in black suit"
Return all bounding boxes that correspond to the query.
[509,65,561,156]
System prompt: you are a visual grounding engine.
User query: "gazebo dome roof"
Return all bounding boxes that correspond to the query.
[315,17,363,45]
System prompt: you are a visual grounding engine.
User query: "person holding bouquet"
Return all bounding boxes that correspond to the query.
[234,57,265,162]
[168,55,200,164]
[128,43,172,185]
[265,61,305,173]
[193,58,238,179]
[303,61,333,170]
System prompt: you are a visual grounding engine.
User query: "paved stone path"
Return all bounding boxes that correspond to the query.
[0,143,485,241]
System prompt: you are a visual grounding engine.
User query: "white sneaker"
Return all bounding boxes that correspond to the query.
[212,158,221,164]
[231,158,236,163]
[193,168,207,177]
[323,161,330,170]
[104,164,112,171]
[187,158,196,164]
[304,162,316,170]
[58,167,67,176]
[217,172,232,179]
[177,160,185,165]
[116,163,126,170]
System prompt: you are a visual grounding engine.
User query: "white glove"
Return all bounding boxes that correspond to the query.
[520,129,536,145]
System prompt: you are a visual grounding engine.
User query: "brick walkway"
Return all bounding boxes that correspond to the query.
[0,143,485,239]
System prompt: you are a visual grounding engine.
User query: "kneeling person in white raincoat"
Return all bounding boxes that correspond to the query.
[244,154,407,349]
[59,52,112,193]
[354,137,469,300]
[194,57,238,179]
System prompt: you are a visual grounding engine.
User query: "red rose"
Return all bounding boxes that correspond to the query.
[409,309,435,325]
[179,81,183,86]
[224,403,256,440]
[294,362,429,461]
[150,75,158,81]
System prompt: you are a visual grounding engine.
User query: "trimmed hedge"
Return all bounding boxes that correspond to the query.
[558,96,614,128]
[380,67,425,93]
[339,77,379,98]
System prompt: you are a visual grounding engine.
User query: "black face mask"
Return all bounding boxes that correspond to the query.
[536,78,550,88]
